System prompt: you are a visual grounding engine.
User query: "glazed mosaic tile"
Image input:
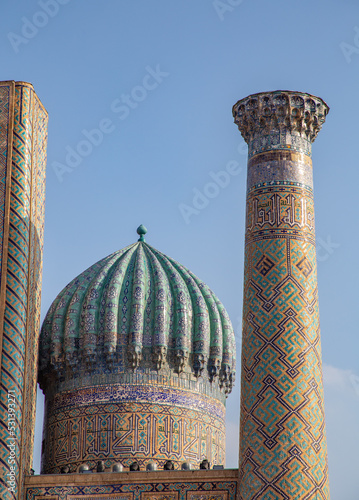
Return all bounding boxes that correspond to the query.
[233,91,330,500]
[0,82,48,500]
[42,385,226,473]
[39,242,235,391]
[24,476,237,500]
[39,236,235,472]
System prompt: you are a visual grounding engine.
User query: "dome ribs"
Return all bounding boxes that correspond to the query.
[186,270,224,381]
[147,245,191,374]
[39,281,72,370]
[142,249,155,352]
[168,260,210,378]
[103,246,135,366]
[117,249,136,367]
[39,239,236,396]
[215,297,236,395]
[53,261,103,375]
[143,244,170,370]
[62,268,96,373]
[79,247,135,371]
[80,252,123,369]
[127,243,146,369]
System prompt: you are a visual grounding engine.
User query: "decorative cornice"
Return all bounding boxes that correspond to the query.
[232,91,329,157]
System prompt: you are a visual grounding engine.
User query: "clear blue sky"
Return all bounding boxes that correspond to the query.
[2,1,359,498]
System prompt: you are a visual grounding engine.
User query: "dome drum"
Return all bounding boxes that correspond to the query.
[40,382,227,473]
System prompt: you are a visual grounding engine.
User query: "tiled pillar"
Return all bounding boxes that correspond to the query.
[0,81,48,500]
[233,91,330,499]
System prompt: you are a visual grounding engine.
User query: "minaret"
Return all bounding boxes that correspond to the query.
[233,91,330,499]
[0,82,48,500]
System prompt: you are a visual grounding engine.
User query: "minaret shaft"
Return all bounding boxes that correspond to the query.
[233,91,330,500]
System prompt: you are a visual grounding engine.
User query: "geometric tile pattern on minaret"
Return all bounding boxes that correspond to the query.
[0,81,48,500]
[233,91,330,500]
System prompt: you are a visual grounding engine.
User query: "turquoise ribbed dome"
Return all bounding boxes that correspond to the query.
[39,238,236,395]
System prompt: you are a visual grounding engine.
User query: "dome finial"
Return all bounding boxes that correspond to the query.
[137,224,147,242]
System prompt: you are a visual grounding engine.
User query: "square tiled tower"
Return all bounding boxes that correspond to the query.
[0,81,48,500]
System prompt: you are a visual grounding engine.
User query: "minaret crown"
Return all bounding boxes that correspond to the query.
[232,90,329,157]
